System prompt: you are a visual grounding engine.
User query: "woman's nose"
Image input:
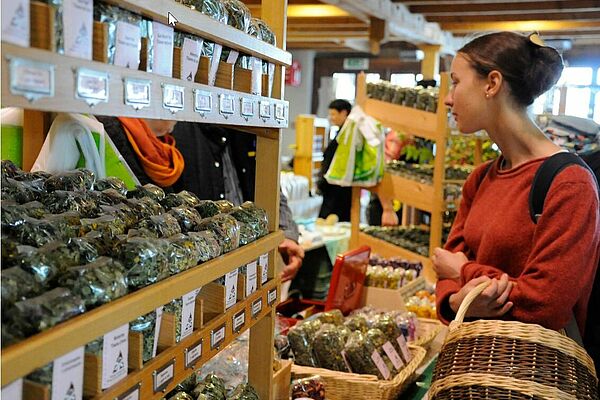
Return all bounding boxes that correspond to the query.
[444,92,453,108]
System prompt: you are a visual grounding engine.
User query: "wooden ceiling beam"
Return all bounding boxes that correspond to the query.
[410,0,600,13]
[400,0,574,4]
[428,11,600,23]
[288,25,368,33]
[441,19,600,33]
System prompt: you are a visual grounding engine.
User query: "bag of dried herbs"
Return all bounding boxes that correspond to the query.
[127,196,165,219]
[117,237,169,289]
[169,206,203,233]
[166,392,194,400]
[343,331,387,379]
[100,203,139,229]
[94,176,128,195]
[136,213,182,238]
[43,211,83,238]
[42,190,100,217]
[1,235,20,267]
[313,323,349,372]
[129,310,158,363]
[228,205,267,243]
[191,373,227,400]
[91,188,128,206]
[337,324,351,344]
[372,314,403,353]
[240,202,268,236]
[67,237,99,264]
[1,266,42,309]
[12,245,58,287]
[1,159,22,180]
[94,2,143,66]
[9,287,86,337]
[83,230,121,256]
[81,215,127,236]
[196,200,220,218]
[234,221,256,246]
[366,328,399,376]
[128,183,166,203]
[168,234,201,271]
[163,297,186,342]
[2,323,24,348]
[229,383,259,400]
[26,362,53,386]
[222,0,251,32]
[1,201,29,231]
[287,319,321,367]
[197,214,240,253]
[290,375,326,400]
[162,190,201,210]
[39,241,87,273]
[2,177,44,203]
[188,230,222,261]
[58,257,128,308]
[3,201,48,220]
[176,0,228,24]
[44,168,95,192]
[215,199,235,213]
[343,314,368,333]
[314,309,344,326]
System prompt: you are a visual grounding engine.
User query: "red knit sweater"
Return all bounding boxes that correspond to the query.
[436,156,600,333]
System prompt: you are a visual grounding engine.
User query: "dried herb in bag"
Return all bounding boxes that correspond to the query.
[235,221,256,246]
[1,201,29,230]
[91,188,128,206]
[1,235,20,267]
[44,169,95,192]
[67,237,99,264]
[84,230,120,256]
[344,314,369,333]
[81,215,127,236]
[191,373,227,400]
[26,362,53,386]
[372,314,403,352]
[1,266,42,309]
[117,237,169,289]
[2,177,43,203]
[176,0,228,24]
[59,257,128,308]
[94,176,128,195]
[169,206,203,233]
[129,310,157,362]
[94,2,143,65]
[166,393,194,400]
[313,323,349,372]
[188,230,222,261]
[229,383,259,400]
[314,309,344,326]
[222,0,251,32]
[2,323,24,348]
[291,375,325,400]
[197,214,240,253]
[196,200,220,218]
[39,241,85,273]
[128,183,166,203]
[215,200,234,213]
[43,190,99,217]
[136,213,182,238]
[163,297,184,342]
[169,234,201,271]
[16,216,65,247]
[100,204,139,229]
[287,319,321,367]
[240,202,268,236]
[366,328,398,375]
[16,201,47,219]
[1,159,22,180]
[127,197,165,219]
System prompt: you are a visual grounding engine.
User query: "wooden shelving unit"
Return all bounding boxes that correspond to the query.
[293,114,329,192]
[1,1,290,399]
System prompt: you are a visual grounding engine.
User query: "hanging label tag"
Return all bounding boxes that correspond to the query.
[75,68,108,105]
[194,89,212,113]
[9,58,54,101]
[259,101,271,119]
[250,57,262,96]
[101,324,129,389]
[124,78,151,109]
[181,37,203,82]
[226,50,239,64]
[2,378,23,400]
[219,94,235,115]
[162,84,184,113]
[224,269,239,309]
[251,298,262,319]
[116,383,141,400]
[382,342,405,370]
[275,103,285,121]
[114,21,141,69]
[396,335,412,363]
[180,290,197,341]
[370,350,391,380]
[241,98,254,117]
[63,0,93,60]
[152,306,164,358]
[52,347,84,400]
[267,288,278,306]
[340,351,353,372]
[185,339,203,369]
[259,254,269,284]
[233,310,246,333]
[210,324,226,349]
[267,62,275,97]
[245,261,258,296]
[1,0,30,47]
[151,21,174,77]
[152,359,175,393]
[208,44,223,86]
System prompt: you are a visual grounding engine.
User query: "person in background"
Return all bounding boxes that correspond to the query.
[97,116,183,188]
[317,99,353,221]
[171,122,304,282]
[434,32,599,338]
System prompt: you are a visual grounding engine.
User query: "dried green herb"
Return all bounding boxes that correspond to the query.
[84,230,121,256]
[42,190,99,217]
[128,183,166,202]
[366,328,398,375]
[344,331,385,379]
[166,393,194,400]
[195,200,220,218]
[229,203,268,242]
[313,323,349,371]
[127,196,165,218]
[169,234,200,272]
[1,159,22,180]
[2,323,24,348]
[39,241,84,273]
[94,176,128,195]
[16,246,59,287]
[214,200,234,213]
[1,235,20,267]
[222,0,251,32]
[163,297,185,342]
[65,237,99,264]
[169,206,203,233]
[2,177,43,203]
[1,200,29,230]
[188,230,222,261]
[17,201,47,219]
[44,169,95,192]
[26,362,53,386]
[372,314,402,352]
[288,319,321,367]
[136,213,182,238]
[235,221,256,246]
[129,310,157,362]
[80,215,127,236]
[240,202,268,236]
[100,203,139,229]
[176,0,228,23]
[197,214,240,253]
[191,373,227,400]
[344,314,368,333]
[1,266,42,309]
[117,237,169,289]
[229,383,259,400]
[91,188,128,206]
[253,18,275,46]
[315,309,344,326]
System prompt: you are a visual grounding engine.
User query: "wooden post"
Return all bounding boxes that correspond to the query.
[418,44,441,80]
[22,110,50,171]
[558,85,568,115]
[369,17,385,56]
[294,115,316,188]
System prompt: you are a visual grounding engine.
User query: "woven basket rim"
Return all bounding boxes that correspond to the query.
[413,318,443,348]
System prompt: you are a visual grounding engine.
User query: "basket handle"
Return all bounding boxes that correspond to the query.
[454,281,491,324]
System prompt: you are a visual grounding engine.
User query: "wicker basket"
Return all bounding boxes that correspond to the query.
[413,318,443,348]
[292,345,426,400]
[429,282,599,400]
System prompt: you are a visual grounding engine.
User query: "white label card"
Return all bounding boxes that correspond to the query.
[52,347,84,400]
[152,360,174,393]
[152,306,164,358]
[226,50,239,64]
[275,103,285,121]
[241,98,254,117]
[10,58,54,100]
[114,21,141,69]
[268,288,278,306]
[397,335,412,363]
[101,324,129,389]
[194,90,212,113]
[63,0,93,59]
[267,62,275,97]
[151,21,174,77]
[382,341,404,370]
[259,101,271,119]
[219,94,235,115]
[162,84,184,112]
[181,38,203,81]
[370,350,391,380]
[250,57,262,96]
[208,44,223,86]
[251,298,262,319]
[224,269,239,309]
[210,324,226,349]
[76,68,108,104]
[180,290,197,341]
[259,254,269,284]
[124,78,151,109]
[233,310,245,333]
[116,384,140,400]
[185,339,202,369]
[245,261,258,296]
[2,378,23,400]
[1,0,30,47]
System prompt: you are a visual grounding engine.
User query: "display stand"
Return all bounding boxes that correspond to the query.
[293,114,329,192]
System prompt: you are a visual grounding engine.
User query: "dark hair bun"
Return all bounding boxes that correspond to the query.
[525,46,564,103]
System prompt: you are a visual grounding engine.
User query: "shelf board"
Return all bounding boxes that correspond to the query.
[96,279,280,400]
[1,232,283,385]
[102,0,291,67]
[363,99,445,142]
[373,173,435,213]
[1,43,289,130]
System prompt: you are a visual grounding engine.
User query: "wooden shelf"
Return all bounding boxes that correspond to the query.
[362,98,445,142]
[1,232,283,385]
[95,279,280,400]
[373,173,435,213]
[1,43,290,130]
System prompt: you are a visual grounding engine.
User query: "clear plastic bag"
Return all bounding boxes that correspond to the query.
[127,196,165,218]
[314,309,344,326]
[313,323,349,372]
[42,190,100,217]
[166,392,194,400]
[290,375,325,400]
[215,200,234,213]
[128,183,166,203]
[343,331,386,379]
[176,0,228,24]
[344,314,368,333]
[197,214,240,253]
[169,206,203,233]
[366,328,398,375]
[229,383,259,400]
[94,3,142,66]
[117,237,169,289]
[129,310,157,363]
[195,200,220,218]
[2,177,44,203]
[192,373,227,400]
[100,203,139,229]
[222,0,251,32]
[188,230,222,261]
[287,319,321,367]
[1,266,42,309]
[94,176,128,195]
[1,159,22,180]
[168,234,201,271]
[83,230,121,256]
[240,202,268,236]
[136,213,182,238]
[81,215,127,236]
[44,168,95,192]
[161,190,201,209]
[16,245,60,287]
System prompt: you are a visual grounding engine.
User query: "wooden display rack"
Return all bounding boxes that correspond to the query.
[293,114,329,192]
[1,0,290,399]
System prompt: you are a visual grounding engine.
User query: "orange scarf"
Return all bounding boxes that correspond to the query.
[118,117,184,187]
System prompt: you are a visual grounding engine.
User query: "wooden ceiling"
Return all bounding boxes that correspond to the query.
[243,0,600,53]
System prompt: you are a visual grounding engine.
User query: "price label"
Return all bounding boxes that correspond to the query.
[396,335,412,363]
[75,68,108,105]
[245,261,258,297]
[162,84,184,113]
[101,324,129,389]
[124,78,151,109]
[152,306,164,358]
[9,57,54,101]
[2,0,30,47]
[259,254,268,285]
[180,290,197,341]
[275,103,285,121]
[233,310,246,333]
[210,324,226,349]
[116,383,141,400]
[52,347,84,400]
[184,339,203,369]
[2,379,23,400]
[152,359,175,393]
[240,97,254,117]
[382,342,405,370]
[194,89,212,113]
[259,101,271,119]
[224,269,239,310]
[219,94,235,115]
[267,288,278,306]
[251,298,262,319]
[371,350,391,380]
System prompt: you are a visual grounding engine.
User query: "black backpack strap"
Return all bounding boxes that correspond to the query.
[477,159,495,188]
[529,152,596,223]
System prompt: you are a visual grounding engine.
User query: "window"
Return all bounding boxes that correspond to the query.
[332,73,356,102]
[366,73,381,83]
[565,88,592,118]
[391,73,416,86]
[557,67,593,86]
[594,92,600,124]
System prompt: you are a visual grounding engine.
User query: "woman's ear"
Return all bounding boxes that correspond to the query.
[485,70,503,98]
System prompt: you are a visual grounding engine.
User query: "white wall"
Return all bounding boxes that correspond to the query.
[281,50,316,162]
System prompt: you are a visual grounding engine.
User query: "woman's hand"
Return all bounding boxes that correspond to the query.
[449,274,515,318]
[432,247,468,281]
[381,209,399,226]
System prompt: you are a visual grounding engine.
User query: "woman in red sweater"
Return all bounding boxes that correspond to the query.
[434,32,600,334]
